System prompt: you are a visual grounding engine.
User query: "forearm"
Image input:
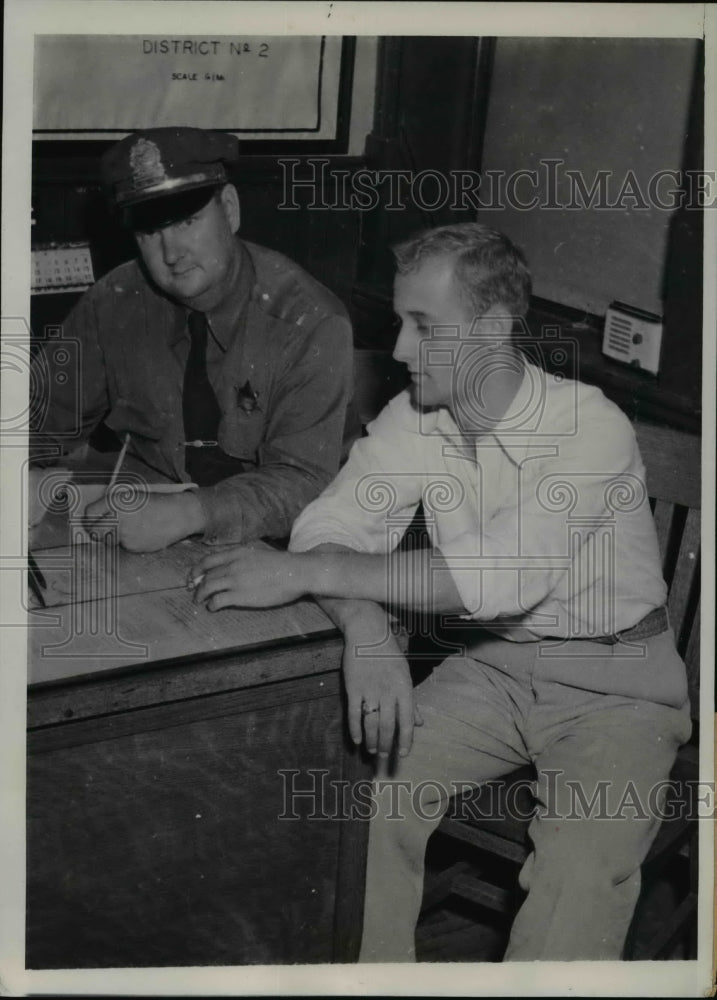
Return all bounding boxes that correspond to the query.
[316,595,398,662]
[299,547,466,615]
[197,464,327,544]
[172,491,208,537]
[306,544,395,640]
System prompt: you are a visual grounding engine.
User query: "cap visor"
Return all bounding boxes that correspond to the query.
[122,184,219,232]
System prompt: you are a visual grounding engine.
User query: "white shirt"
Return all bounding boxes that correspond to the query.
[290,362,667,641]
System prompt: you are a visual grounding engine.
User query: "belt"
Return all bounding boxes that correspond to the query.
[555,606,669,645]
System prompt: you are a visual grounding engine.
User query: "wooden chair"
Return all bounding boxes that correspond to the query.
[416,418,702,961]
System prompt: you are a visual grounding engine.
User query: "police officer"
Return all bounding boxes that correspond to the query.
[31,127,355,551]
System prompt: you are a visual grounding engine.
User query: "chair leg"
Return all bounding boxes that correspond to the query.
[624,827,698,960]
[637,893,698,960]
[421,861,470,911]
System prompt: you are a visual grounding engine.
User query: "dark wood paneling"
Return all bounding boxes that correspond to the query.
[28,634,343,729]
[659,42,704,412]
[27,671,368,968]
[357,38,493,297]
[32,158,366,303]
[524,302,702,432]
[331,734,372,961]
[28,670,342,754]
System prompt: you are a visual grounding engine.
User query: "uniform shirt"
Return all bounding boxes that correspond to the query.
[290,361,667,640]
[31,240,355,544]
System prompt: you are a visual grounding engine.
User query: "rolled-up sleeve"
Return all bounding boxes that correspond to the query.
[199,314,356,543]
[290,392,425,554]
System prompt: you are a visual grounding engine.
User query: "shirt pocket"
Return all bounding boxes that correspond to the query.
[218,408,265,462]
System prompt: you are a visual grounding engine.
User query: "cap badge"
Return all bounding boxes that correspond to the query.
[129,138,167,191]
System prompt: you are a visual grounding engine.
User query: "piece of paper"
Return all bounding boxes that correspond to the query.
[29,583,336,685]
[28,536,335,683]
[28,536,212,608]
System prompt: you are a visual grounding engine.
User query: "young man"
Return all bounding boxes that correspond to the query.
[30,127,354,551]
[190,223,691,960]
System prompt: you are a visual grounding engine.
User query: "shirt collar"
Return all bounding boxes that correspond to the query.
[489,361,547,466]
[203,239,255,350]
[432,360,548,467]
[170,239,255,350]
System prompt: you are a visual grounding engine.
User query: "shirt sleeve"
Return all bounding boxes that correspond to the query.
[289,391,425,554]
[438,404,647,622]
[30,288,110,466]
[197,314,356,544]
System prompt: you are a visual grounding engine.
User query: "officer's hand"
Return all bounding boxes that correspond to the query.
[84,491,206,552]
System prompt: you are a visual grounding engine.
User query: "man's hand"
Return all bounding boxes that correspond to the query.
[84,491,206,552]
[341,616,423,759]
[190,546,306,609]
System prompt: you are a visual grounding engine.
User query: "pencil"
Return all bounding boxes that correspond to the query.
[28,551,47,608]
[107,432,131,493]
[28,549,46,589]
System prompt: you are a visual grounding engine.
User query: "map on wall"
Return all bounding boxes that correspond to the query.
[33,34,343,139]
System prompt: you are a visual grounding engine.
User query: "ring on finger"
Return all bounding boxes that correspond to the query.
[362,704,380,716]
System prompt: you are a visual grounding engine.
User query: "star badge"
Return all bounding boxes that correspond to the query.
[235,380,261,414]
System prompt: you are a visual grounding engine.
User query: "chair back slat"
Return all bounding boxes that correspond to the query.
[683,604,701,719]
[633,419,701,721]
[651,500,677,581]
[667,507,701,640]
[633,420,701,510]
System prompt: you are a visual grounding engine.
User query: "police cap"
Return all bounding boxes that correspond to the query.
[101,127,239,229]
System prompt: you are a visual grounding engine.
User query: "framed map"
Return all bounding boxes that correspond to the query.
[33,34,354,150]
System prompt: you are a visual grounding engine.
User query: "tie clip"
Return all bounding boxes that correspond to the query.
[184,440,218,448]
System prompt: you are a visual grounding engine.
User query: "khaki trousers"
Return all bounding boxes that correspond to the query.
[359,630,692,962]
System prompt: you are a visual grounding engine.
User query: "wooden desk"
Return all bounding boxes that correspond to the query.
[26,538,369,968]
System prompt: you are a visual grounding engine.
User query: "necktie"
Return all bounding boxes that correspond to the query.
[182,311,223,485]
[182,312,249,486]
